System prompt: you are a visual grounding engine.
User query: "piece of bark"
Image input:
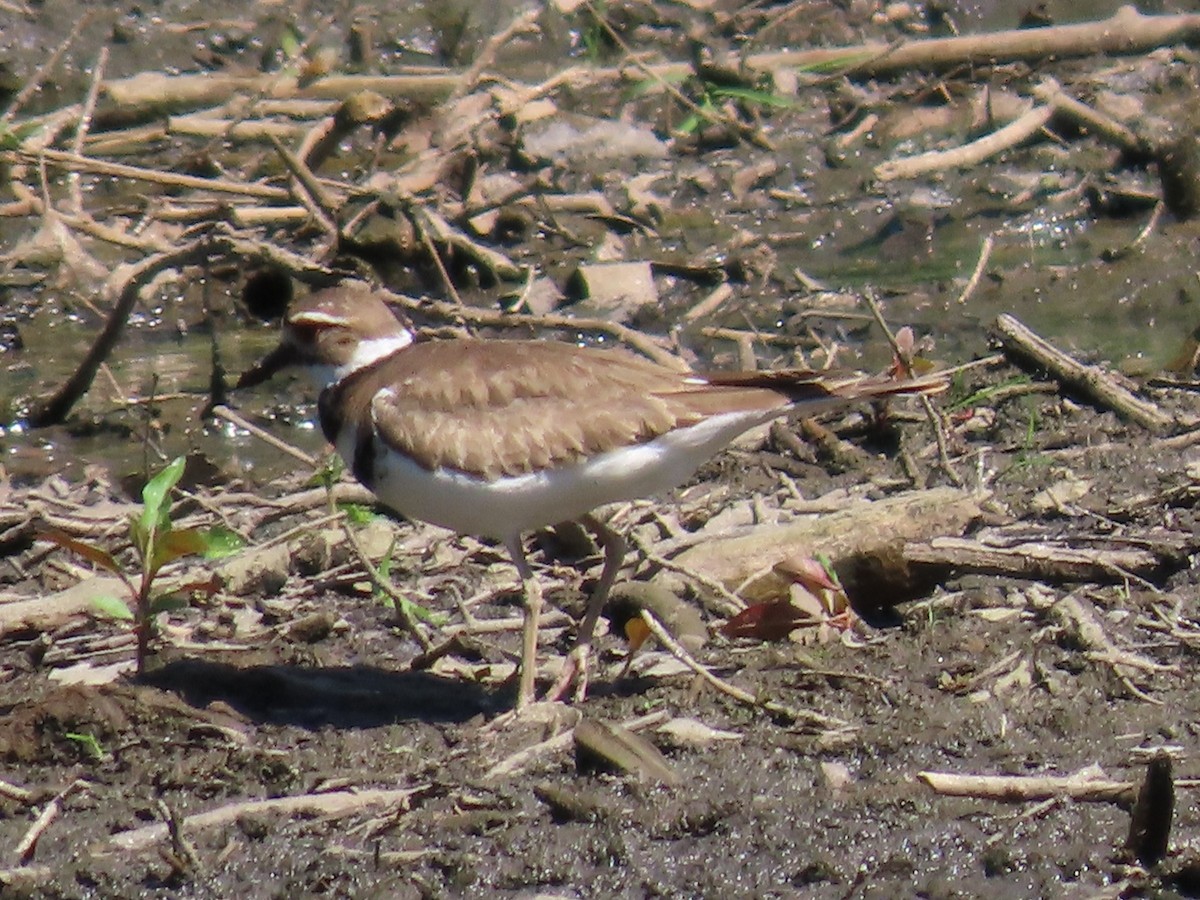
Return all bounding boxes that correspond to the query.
[739,7,1200,80]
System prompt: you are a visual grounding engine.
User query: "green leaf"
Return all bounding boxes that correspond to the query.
[794,51,876,75]
[0,119,44,151]
[712,86,795,109]
[64,731,106,760]
[624,71,687,99]
[140,456,186,536]
[91,594,134,621]
[38,528,123,575]
[308,454,345,490]
[338,502,378,526]
[399,597,447,626]
[945,375,1032,412]
[151,527,209,569]
[677,112,702,135]
[280,24,303,60]
[202,526,245,559]
[128,513,149,558]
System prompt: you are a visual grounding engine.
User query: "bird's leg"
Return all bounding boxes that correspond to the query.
[545,514,627,703]
[506,537,541,711]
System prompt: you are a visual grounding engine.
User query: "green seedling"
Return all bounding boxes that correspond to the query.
[64,731,108,762]
[579,0,610,63]
[793,51,877,76]
[313,452,440,623]
[41,456,243,675]
[372,537,445,626]
[945,375,1034,412]
[676,81,796,136]
[0,119,43,151]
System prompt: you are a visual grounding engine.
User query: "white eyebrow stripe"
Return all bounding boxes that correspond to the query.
[291,311,350,326]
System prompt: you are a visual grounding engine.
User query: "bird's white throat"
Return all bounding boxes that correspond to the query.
[305,331,414,390]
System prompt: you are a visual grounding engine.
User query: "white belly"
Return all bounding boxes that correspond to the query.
[335,410,773,541]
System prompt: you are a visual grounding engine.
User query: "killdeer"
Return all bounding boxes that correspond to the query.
[238,285,945,708]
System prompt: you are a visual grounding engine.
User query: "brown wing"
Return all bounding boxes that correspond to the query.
[327,338,941,480]
[359,339,749,479]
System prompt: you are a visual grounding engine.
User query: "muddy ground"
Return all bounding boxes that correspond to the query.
[5,1,1200,897]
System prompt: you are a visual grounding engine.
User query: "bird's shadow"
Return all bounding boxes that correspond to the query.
[144,657,505,729]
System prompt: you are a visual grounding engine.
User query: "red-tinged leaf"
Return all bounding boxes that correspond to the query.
[38,528,123,575]
[774,555,840,594]
[623,616,652,652]
[721,599,815,642]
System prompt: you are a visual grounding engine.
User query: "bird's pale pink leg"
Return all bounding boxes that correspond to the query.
[506,537,541,710]
[545,514,626,703]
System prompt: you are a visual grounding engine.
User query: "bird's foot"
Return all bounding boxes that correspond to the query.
[543,644,591,704]
[483,698,577,737]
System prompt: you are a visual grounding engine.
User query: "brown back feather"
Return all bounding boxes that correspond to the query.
[323,339,942,480]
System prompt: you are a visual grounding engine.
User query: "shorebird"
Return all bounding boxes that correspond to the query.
[239,285,944,707]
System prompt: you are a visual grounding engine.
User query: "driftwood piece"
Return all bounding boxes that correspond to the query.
[874,74,1159,182]
[1047,590,1176,678]
[741,6,1200,80]
[875,105,1054,181]
[670,486,982,602]
[918,768,1135,804]
[96,787,427,855]
[0,576,128,637]
[6,148,291,201]
[1031,78,1146,156]
[903,526,1189,584]
[992,313,1174,433]
[97,71,458,122]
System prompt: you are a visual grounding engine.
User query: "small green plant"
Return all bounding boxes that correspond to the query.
[994,400,1051,481]
[372,537,445,625]
[676,81,796,136]
[64,731,108,762]
[579,0,610,62]
[945,375,1034,412]
[42,456,243,675]
[312,452,440,624]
